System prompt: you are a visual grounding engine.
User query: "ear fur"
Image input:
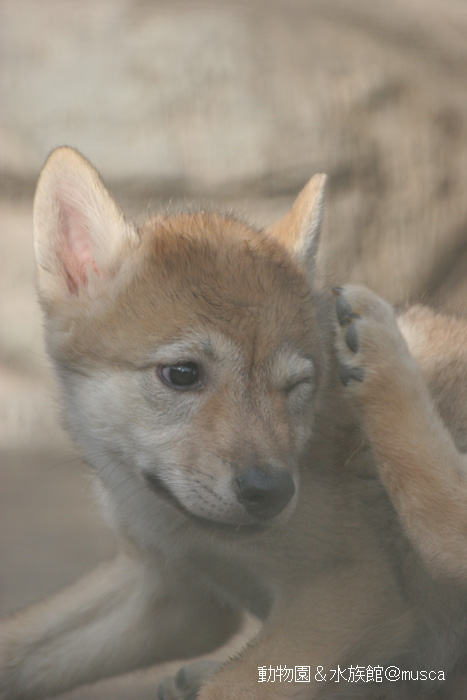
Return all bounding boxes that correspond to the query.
[267,174,327,277]
[33,146,138,306]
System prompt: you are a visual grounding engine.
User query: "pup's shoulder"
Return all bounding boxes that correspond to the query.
[397,304,467,447]
[397,304,467,364]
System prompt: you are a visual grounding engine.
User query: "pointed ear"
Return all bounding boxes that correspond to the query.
[33,146,139,307]
[266,174,327,277]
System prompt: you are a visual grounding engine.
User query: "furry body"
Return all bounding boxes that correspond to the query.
[1,148,467,699]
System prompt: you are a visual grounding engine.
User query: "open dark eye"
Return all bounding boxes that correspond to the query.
[159,362,202,390]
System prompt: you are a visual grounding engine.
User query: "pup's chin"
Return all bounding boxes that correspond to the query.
[142,470,268,536]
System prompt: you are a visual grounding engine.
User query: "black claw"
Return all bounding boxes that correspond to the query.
[345,322,359,353]
[175,667,190,690]
[157,685,167,700]
[338,362,365,386]
[335,295,359,326]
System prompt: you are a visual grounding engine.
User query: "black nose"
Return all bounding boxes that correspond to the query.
[235,467,295,519]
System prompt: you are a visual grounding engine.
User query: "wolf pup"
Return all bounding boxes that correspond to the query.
[1,147,467,700]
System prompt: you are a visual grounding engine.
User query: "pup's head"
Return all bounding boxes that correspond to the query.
[33,147,328,534]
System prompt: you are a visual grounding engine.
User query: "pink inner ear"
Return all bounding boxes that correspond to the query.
[60,203,100,295]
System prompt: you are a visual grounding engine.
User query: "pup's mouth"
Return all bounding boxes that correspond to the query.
[143,471,265,536]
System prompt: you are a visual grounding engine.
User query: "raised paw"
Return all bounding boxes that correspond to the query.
[333,285,414,394]
[157,660,222,700]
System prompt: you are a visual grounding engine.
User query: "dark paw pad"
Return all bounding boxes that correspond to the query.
[338,362,365,386]
[335,294,359,326]
[345,322,359,353]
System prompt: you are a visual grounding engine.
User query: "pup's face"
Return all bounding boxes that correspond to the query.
[33,148,327,533]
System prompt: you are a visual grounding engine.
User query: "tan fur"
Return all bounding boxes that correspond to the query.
[1,147,466,700]
[335,286,467,582]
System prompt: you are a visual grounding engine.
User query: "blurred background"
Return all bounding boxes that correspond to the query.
[1,1,467,697]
